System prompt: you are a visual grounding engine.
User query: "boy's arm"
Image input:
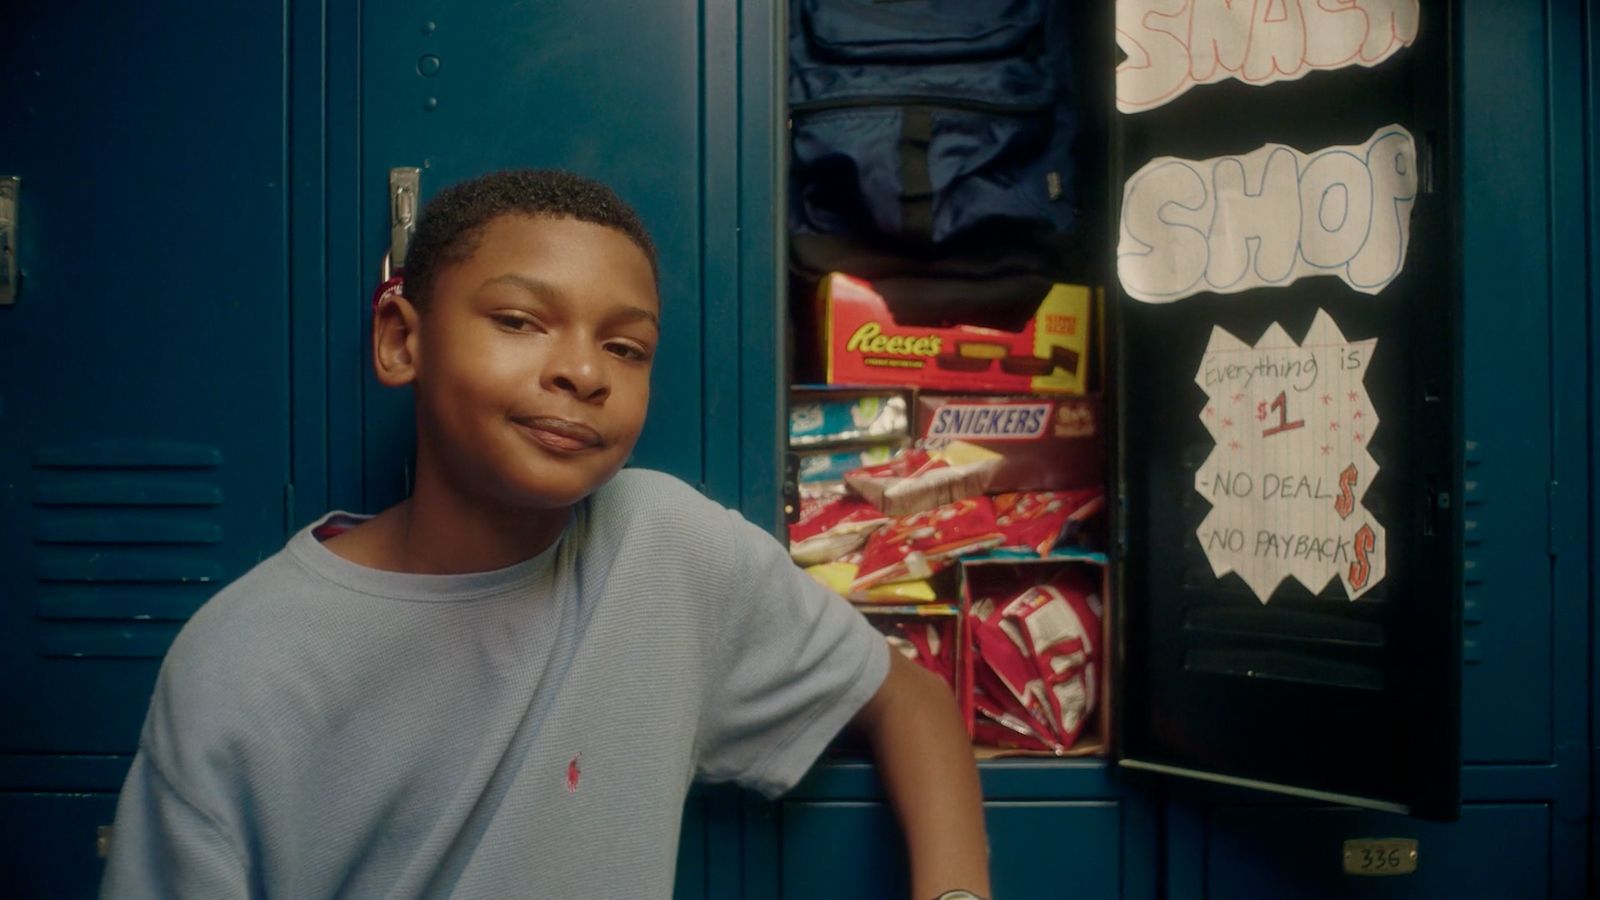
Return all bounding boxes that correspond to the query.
[853,649,992,900]
[101,750,250,899]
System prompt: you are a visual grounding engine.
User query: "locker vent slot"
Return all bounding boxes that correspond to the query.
[1183,607,1385,648]
[1184,648,1384,692]
[28,441,224,658]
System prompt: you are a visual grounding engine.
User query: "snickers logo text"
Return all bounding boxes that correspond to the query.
[926,404,1052,443]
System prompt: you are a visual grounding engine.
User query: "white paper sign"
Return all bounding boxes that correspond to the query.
[1116,0,1420,113]
[1118,125,1417,305]
[1193,309,1385,601]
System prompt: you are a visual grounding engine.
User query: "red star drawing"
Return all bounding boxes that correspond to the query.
[1329,421,1340,431]
[1352,409,1364,420]
[1232,392,1245,402]
[1347,390,1359,402]
[1321,393,1333,405]
[1354,432,1365,443]
[1320,445,1331,456]
[1228,440,1242,451]
[1221,417,1233,428]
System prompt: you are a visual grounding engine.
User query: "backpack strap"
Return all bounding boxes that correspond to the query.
[897,107,935,243]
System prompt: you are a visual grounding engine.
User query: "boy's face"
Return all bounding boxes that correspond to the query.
[400,214,659,510]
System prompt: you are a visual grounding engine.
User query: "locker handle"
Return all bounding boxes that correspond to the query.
[0,176,18,305]
[382,167,422,281]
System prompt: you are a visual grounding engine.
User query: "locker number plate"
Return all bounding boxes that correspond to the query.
[1342,838,1417,876]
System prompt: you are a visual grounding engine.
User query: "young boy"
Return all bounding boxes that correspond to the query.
[101,169,991,899]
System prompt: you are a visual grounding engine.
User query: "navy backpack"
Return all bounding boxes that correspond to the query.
[788,0,1079,249]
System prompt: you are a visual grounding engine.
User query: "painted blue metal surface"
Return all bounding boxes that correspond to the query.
[1588,1,1600,890]
[1202,804,1550,898]
[0,793,119,898]
[1458,0,1558,767]
[0,0,1589,896]
[357,0,711,512]
[775,801,1122,900]
[0,3,291,768]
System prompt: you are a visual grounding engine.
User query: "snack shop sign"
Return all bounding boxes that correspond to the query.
[1193,310,1385,601]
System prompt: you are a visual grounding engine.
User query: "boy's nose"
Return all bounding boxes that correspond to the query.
[542,340,609,403]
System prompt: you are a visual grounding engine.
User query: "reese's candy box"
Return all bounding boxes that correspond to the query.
[819,273,1092,393]
[916,394,1104,493]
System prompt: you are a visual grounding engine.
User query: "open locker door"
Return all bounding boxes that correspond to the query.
[1110,6,1460,819]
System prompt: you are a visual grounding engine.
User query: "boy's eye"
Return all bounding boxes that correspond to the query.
[490,312,543,332]
[606,340,652,362]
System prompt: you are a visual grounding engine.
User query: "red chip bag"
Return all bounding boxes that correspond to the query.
[970,608,1058,742]
[972,674,1057,751]
[852,497,1005,591]
[1000,580,1103,748]
[788,493,891,565]
[993,489,1106,556]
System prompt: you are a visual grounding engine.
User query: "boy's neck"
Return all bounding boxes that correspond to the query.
[326,471,572,575]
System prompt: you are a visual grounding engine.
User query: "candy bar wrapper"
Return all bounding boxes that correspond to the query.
[803,561,937,603]
[993,489,1106,556]
[844,443,1003,517]
[796,444,899,485]
[789,393,909,447]
[916,394,1103,493]
[852,497,1005,591]
[788,493,892,566]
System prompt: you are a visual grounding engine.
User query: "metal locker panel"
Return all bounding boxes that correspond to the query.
[1202,804,1549,898]
[0,792,120,899]
[0,3,292,757]
[777,800,1122,900]
[357,0,716,511]
[1111,7,1461,817]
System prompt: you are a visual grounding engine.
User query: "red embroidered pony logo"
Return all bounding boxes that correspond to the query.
[566,754,582,793]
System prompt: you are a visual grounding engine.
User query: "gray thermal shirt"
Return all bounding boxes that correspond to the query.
[100,468,890,898]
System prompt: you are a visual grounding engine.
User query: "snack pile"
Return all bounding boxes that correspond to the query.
[969,570,1102,753]
[787,382,1107,754]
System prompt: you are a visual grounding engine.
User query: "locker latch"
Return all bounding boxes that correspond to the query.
[382,167,422,281]
[0,176,19,305]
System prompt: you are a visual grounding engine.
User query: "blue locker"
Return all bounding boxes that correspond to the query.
[0,0,1593,897]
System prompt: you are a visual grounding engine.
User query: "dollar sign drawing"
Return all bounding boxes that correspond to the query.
[1255,400,1269,422]
[1334,464,1358,520]
[1349,524,1376,591]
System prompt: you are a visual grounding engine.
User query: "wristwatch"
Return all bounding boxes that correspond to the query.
[931,892,987,900]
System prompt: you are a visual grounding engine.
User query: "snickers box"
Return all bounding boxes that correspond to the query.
[820,273,1092,394]
[916,394,1103,493]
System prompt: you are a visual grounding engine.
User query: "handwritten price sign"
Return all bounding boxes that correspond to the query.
[1194,309,1385,601]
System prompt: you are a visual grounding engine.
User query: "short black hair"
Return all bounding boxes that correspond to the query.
[402,169,658,308]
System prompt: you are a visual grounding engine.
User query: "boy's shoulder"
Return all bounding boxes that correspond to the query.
[587,467,773,574]
[159,544,322,684]
[590,467,731,530]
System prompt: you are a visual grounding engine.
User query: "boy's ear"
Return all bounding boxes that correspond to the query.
[373,294,423,387]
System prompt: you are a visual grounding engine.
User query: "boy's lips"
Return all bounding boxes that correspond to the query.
[512,416,603,452]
